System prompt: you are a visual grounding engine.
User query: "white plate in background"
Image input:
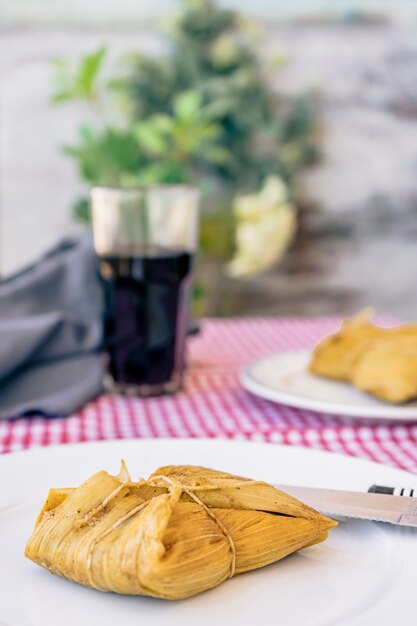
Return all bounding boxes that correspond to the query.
[241,349,417,421]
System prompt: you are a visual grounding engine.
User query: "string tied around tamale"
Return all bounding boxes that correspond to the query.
[84,473,240,585]
[78,477,262,530]
[76,482,128,529]
[149,474,237,579]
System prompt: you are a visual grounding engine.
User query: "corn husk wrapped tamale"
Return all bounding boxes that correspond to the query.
[309,309,417,403]
[25,463,337,600]
[351,345,417,403]
[309,309,417,382]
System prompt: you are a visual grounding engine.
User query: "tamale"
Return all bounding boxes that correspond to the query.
[309,309,417,383]
[352,345,417,403]
[25,463,337,600]
[309,309,417,403]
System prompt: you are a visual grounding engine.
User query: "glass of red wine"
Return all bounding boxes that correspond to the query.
[90,185,200,396]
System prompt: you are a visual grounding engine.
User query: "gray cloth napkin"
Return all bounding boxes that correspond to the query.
[0,235,104,418]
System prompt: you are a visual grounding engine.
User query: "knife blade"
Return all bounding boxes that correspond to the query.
[276,484,417,527]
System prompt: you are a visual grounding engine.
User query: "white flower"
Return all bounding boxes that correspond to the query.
[226,176,296,278]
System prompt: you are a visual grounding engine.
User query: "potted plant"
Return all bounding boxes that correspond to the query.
[51,0,318,315]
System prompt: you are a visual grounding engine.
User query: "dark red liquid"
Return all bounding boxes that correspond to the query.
[99,247,193,387]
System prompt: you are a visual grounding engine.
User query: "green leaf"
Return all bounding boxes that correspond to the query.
[52,90,75,104]
[151,114,174,133]
[173,90,202,120]
[50,46,107,103]
[195,122,221,141]
[132,123,167,155]
[64,126,144,186]
[121,161,187,186]
[78,124,95,141]
[76,46,107,99]
[50,59,74,103]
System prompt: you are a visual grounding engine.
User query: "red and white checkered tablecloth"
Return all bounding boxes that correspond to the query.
[1,317,417,472]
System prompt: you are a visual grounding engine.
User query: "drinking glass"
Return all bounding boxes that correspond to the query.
[90,185,200,395]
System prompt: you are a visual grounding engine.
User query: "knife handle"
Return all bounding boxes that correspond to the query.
[368,485,417,497]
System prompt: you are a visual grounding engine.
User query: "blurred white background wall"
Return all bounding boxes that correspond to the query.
[2,0,417,277]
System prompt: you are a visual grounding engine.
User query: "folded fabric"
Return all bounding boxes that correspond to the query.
[0,236,104,419]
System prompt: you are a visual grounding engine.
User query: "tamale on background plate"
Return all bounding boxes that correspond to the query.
[0,438,416,626]
[241,350,417,421]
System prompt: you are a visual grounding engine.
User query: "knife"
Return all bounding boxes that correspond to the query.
[276,484,417,527]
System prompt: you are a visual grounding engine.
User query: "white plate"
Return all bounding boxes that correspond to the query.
[1,438,416,626]
[241,349,417,421]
